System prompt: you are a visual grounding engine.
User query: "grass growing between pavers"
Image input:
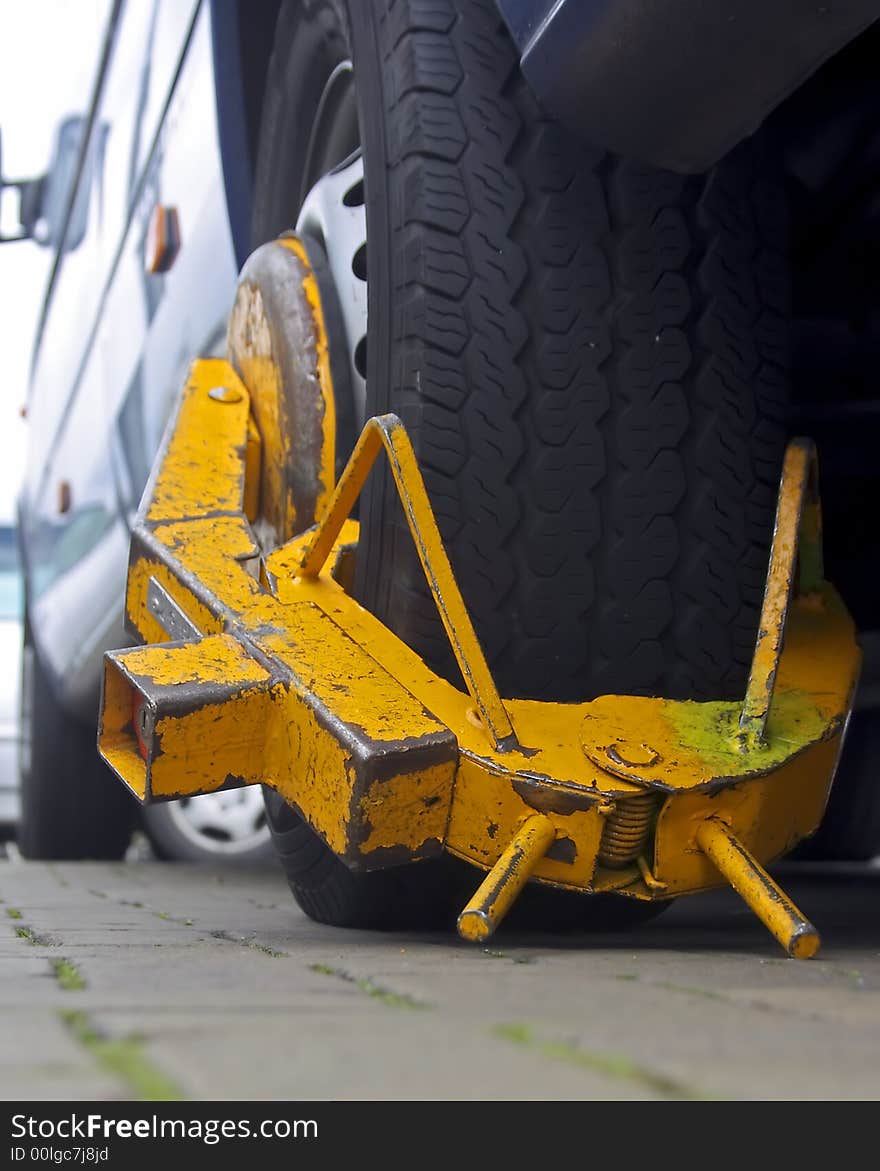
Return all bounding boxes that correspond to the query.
[60,1011,185,1101]
[13,924,58,947]
[12,919,88,989]
[246,939,283,957]
[51,958,86,991]
[656,980,728,1003]
[310,963,430,1010]
[6,907,22,920]
[209,928,286,957]
[493,1022,713,1101]
[480,948,533,964]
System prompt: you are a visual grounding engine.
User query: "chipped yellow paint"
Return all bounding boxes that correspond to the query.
[102,591,455,864]
[252,608,446,748]
[696,818,820,959]
[151,516,264,614]
[150,685,281,800]
[298,414,516,749]
[244,413,261,524]
[126,557,220,647]
[100,635,275,803]
[98,355,859,957]
[252,602,455,863]
[445,753,605,890]
[224,281,294,536]
[265,518,361,594]
[580,583,858,792]
[102,639,453,862]
[458,814,557,941]
[283,548,644,799]
[276,235,337,519]
[121,635,269,689]
[581,688,827,792]
[356,762,452,855]
[147,360,251,523]
[270,537,855,867]
[100,656,150,801]
[227,236,336,542]
[739,439,823,748]
[652,734,842,895]
[227,281,295,538]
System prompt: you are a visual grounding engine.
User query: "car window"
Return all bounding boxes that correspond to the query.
[0,527,22,620]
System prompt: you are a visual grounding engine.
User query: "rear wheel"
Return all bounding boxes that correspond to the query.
[263,789,472,929]
[254,0,790,928]
[18,623,135,860]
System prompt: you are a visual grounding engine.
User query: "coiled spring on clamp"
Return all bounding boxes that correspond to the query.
[598,793,659,868]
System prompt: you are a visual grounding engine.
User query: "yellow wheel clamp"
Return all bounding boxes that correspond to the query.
[98,238,859,959]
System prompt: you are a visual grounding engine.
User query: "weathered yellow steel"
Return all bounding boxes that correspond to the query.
[579,587,854,794]
[102,362,456,867]
[457,815,557,941]
[651,734,843,896]
[696,818,820,959]
[98,258,859,959]
[738,438,823,749]
[299,413,516,752]
[227,235,336,544]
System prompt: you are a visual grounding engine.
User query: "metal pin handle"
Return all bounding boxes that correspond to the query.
[697,818,820,959]
[457,815,557,942]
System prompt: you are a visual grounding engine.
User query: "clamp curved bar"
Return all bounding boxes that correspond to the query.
[298,413,517,752]
[738,438,824,748]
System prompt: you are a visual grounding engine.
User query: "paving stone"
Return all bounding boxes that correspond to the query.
[1,857,879,1100]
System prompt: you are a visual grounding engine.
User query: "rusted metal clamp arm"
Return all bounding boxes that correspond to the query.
[738,438,823,748]
[298,414,517,751]
[457,814,557,941]
[696,818,820,958]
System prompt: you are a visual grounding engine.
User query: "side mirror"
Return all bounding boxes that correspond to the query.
[0,125,46,244]
[0,115,96,250]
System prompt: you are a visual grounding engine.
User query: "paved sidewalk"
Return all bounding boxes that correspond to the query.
[2,854,879,1100]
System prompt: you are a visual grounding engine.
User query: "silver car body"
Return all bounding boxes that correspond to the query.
[0,527,22,826]
[20,0,238,716]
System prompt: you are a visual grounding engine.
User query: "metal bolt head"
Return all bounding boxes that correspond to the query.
[606,741,660,769]
[208,385,242,404]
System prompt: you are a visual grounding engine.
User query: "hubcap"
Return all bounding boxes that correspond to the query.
[297,151,367,424]
[295,57,367,425]
[166,788,270,856]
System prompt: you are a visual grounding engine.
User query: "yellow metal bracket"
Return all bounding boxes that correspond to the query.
[737,438,824,750]
[298,414,516,752]
[98,354,860,959]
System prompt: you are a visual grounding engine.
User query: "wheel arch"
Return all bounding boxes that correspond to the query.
[209,0,282,267]
[496,0,878,173]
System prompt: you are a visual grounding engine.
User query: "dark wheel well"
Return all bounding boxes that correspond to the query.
[210,0,283,266]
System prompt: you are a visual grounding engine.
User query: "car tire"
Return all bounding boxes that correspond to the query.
[263,787,474,929]
[17,623,136,860]
[254,0,790,928]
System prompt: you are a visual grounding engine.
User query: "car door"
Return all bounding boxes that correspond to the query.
[22,0,237,716]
